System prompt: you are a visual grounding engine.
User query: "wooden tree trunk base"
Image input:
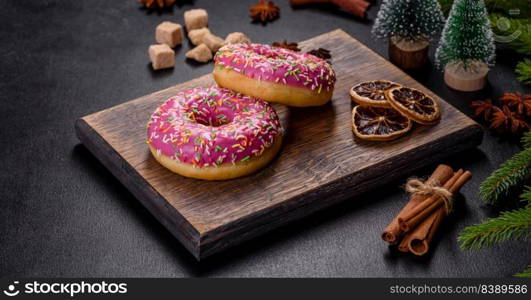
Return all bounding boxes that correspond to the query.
[388,36,429,70]
[444,61,489,92]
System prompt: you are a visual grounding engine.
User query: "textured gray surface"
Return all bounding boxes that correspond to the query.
[0,0,529,277]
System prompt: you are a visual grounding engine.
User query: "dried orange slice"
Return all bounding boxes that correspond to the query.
[386,86,441,125]
[350,80,401,108]
[351,105,412,141]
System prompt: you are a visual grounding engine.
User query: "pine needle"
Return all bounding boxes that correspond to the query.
[479,147,531,205]
[485,0,531,18]
[439,1,531,17]
[490,15,531,54]
[516,59,531,85]
[458,206,531,250]
[523,131,531,149]
[521,186,531,206]
[514,265,531,278]
[488,15,531,86]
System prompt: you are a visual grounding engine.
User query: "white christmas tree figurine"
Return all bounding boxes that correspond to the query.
[435,0,496,92]
[372,0,445,69]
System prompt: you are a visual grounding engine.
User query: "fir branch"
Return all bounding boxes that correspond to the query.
[490,15,531,55]
[458,206,531,250]
[479,147,531,204]
[516,59,531,85]
[439,0,531,17]
[489,15,531,86]
[522,131,531,148]
[521,186,531,206]
[485,0,531,18]
[514,265,531,278]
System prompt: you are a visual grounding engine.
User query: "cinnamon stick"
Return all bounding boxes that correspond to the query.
[289,0,370,19]
[398,170,471,232]
[398,231,415,253]
[407,170,472,255]
[408,208,444,255]
[381,164,454,244]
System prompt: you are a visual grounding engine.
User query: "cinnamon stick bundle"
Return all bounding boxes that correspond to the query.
[398,170,472,232]
[404,170,471,255]
[383,164,472,256]
[289,0,371,19]
[381,164,453,244]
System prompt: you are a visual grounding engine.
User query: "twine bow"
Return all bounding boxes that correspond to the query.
[405,178,454,214]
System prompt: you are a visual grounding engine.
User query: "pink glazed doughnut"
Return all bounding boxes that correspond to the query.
[147,86,283,180]
[213,43,336,107]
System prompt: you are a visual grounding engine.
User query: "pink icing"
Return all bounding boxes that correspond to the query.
[147,86,283,167]
[214,43,336,93]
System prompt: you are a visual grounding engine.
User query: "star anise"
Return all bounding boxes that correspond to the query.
[490,105,529,133]
[139,0,176,9]
[250,0,280,23]
[469,99,495,120]
[307,48,332,60]
[272,40,300,52]
[499,92,531,117]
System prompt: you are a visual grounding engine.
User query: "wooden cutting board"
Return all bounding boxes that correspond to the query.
[75,29,482,260]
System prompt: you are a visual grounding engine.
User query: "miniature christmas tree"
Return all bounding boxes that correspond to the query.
[372,0,445,69]
[372,0,445,42]
[436,0,495,68]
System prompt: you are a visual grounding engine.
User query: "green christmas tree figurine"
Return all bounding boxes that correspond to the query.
[372,0,445,69]
[435,0,496,92]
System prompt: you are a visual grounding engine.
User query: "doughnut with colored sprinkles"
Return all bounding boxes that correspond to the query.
[213,43,336,107]
[147,86,283,180]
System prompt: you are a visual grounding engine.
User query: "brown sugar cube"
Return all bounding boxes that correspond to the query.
[188,28,210,46]
[225,32,251,44]
[148,44,175,70]
[202,33,224,52]
[184,9,208,31]
[185,44,212,63]
[155,21,183,48]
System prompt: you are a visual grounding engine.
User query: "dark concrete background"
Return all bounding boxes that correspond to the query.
[1,0,529,277]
